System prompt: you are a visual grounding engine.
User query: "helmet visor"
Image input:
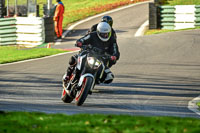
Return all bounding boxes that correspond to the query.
[98,32,111,40]
[99,33,109,39]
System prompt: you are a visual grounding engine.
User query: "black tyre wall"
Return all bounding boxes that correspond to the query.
[43,17,55,43]
[0,0,5,18]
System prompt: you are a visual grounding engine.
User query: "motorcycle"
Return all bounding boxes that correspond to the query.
[61,45,111,106]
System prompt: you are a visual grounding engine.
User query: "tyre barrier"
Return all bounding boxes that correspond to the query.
[149,3,200,30]
[15,17,45,47]
[0,17,48,47]
[44,17,55,43]
[159,5,200,30]
[0,0,5,18]
[0,18,17,45]
[0,7,6,18]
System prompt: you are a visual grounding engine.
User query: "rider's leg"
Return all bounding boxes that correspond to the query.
[62,55,77,86]
[99,60,115,84]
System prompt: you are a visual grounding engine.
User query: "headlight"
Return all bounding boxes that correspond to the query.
[87,57,101,69]
[88,57,95,65]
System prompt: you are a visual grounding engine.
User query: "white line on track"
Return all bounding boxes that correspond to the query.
[135,20,149,37]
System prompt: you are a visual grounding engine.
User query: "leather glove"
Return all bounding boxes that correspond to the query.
[110,56,117,61]
[76,41,82,47]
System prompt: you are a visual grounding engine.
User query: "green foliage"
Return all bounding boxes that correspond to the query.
[0,112,200,133]
[158,0,169,5]
[160,0,200,5]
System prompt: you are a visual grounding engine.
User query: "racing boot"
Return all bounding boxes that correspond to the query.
[62,74,70,88]
[62,65,75,88]
[103,68,114,84]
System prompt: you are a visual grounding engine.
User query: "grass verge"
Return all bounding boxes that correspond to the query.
[0,111,200,133]
[0,46,67,64]
[163,0,200,5]
[145,27,200,35]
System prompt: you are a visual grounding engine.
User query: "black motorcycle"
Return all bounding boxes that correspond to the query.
[61,45,111,106]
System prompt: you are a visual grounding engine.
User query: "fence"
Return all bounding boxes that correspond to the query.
[160,5,200,29]
[0,17,45,47]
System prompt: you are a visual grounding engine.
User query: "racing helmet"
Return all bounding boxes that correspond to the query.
[97,22,111,42]
[101,16,113,27]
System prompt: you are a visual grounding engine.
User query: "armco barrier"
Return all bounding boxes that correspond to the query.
[0,17,46,47]
[160,5,200,30]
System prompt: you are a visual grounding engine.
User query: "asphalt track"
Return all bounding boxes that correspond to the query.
[0,2,200,118]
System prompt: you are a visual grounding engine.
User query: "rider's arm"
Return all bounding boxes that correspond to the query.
[112,42,120,60]
[112,28,117,39]
[75,34,92,47]
[110,38,120,60]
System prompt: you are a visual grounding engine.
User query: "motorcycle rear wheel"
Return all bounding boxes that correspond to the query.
[61,88,73,103]
[75,77,93,106]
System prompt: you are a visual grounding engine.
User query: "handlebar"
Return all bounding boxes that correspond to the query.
[80,45,111,60]
[80,45,92,50]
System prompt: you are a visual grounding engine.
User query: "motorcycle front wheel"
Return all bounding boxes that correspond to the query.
[75,76,93,106]
[61,88,73,103]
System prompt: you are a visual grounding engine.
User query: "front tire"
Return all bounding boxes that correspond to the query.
[61,88,73,103]
[75,77,93,106]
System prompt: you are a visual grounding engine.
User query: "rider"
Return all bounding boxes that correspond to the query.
[62,22,120,87]
[88,15,117,39]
